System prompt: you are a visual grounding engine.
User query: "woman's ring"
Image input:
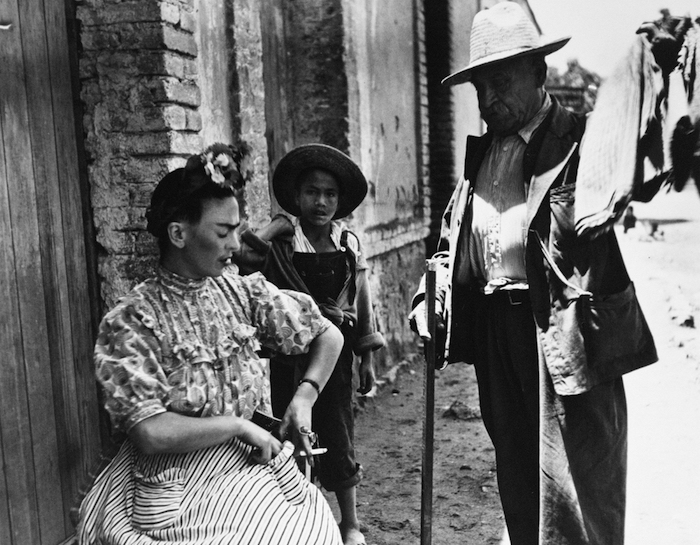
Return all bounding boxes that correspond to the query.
[299,426,317,443]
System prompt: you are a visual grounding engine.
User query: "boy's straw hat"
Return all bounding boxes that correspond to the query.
[272,144,368,219]
[442,1,570,86]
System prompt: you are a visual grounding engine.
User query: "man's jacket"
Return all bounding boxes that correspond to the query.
[416,98,657,395]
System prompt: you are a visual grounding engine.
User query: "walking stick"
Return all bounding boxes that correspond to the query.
[420,258,438,545]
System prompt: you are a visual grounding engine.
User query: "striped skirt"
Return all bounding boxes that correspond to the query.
[77,439,342,544]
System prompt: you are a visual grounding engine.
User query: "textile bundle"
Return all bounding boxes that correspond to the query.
[680,22,700,187]
[573,35,664,238]
[574,16,700,239]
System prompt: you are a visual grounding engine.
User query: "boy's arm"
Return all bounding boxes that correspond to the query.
[232,214,294,274]
[357,350,376,395]
[352,265,385,355]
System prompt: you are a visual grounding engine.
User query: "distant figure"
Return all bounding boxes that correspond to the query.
[648,220,659,237]
[623,206,637,233]
[647,220,664,240]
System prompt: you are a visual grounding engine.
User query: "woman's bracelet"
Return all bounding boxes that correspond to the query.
[298,377,321,396]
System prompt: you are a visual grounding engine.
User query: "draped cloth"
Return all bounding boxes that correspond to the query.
[574,36,665,238]
[575,21,700,237]
[681,23,700,185]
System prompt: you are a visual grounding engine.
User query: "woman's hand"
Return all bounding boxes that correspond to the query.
[279,387,316,462]
[237,418,283,464]
[277,325,342,463]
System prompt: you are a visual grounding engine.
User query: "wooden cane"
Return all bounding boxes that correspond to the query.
[420,259,438,545]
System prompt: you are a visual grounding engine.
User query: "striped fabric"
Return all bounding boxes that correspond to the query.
[77,439,342,544]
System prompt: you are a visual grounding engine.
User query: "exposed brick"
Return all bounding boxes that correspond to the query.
[169,131,203,154]
[160,52,193,78]
[179,9,197,33]
[134,232,160,256]
[79,57,98,80]
[155,78,201,107]
[162,104,189,130]
[78,3,164,26]
[114,132,173,155]
[163,26,197,56]
[185,108,202,131]
[134,51,169,74]
[98,254,157,308]
[128,184,154,208]
[118,156,186,185]
[89,179,129,207]
[88,23,163,51]
[161,3,181,25]
[164,0,195,10]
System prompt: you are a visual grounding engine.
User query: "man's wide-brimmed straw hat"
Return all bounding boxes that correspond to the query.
[272,144,368,219]
[442,1,570,86]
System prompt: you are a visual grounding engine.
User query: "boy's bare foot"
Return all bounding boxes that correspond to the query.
[340,526,366,545]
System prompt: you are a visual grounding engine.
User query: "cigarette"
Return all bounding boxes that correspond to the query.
[297,448,328,457]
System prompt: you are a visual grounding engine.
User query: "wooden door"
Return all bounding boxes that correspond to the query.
[0,0,101,543]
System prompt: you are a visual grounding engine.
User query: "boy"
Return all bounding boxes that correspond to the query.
[234,144,384,545]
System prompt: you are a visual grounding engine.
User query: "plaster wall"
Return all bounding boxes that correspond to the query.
[343,0,429,357]
[196,0,233,145]
[344,0,430,258]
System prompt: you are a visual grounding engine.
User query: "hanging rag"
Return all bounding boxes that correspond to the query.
[574,35,665,238]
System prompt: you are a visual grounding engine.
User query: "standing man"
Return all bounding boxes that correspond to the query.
[410,3,657,544]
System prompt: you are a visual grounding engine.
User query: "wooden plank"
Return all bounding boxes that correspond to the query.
[44,0,102,475]
[23,0,102,536]
[0,85,20,545]
[0,0,54,542]
[19,0,80,539]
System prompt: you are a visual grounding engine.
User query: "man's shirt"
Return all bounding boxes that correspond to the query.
[469,94,552,293]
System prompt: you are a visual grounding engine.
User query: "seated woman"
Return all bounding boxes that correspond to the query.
[77,143,344,544]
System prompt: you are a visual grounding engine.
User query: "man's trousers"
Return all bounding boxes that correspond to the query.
[470,288,627,545]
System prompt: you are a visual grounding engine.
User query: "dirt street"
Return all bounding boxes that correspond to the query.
[323,184,700,544]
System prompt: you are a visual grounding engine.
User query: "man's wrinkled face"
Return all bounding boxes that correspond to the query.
[471,57,544,136]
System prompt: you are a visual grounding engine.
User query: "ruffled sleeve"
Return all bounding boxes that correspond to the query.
[94,291,170,432]
[243,273,332,355]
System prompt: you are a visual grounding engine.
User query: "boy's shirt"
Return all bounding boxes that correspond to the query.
[292,219,363,268]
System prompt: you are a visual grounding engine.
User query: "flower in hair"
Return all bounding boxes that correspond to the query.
[201,143,239,187]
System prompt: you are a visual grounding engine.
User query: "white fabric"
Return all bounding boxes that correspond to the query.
[292,218,360,257]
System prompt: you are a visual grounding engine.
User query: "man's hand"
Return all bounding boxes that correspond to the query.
[408,300,447,369]
[408,300,434,340]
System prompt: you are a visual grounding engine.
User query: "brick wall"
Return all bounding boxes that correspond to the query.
[78,0,270,309]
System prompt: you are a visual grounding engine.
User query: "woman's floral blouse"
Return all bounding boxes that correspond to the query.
[95,267,331,432]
